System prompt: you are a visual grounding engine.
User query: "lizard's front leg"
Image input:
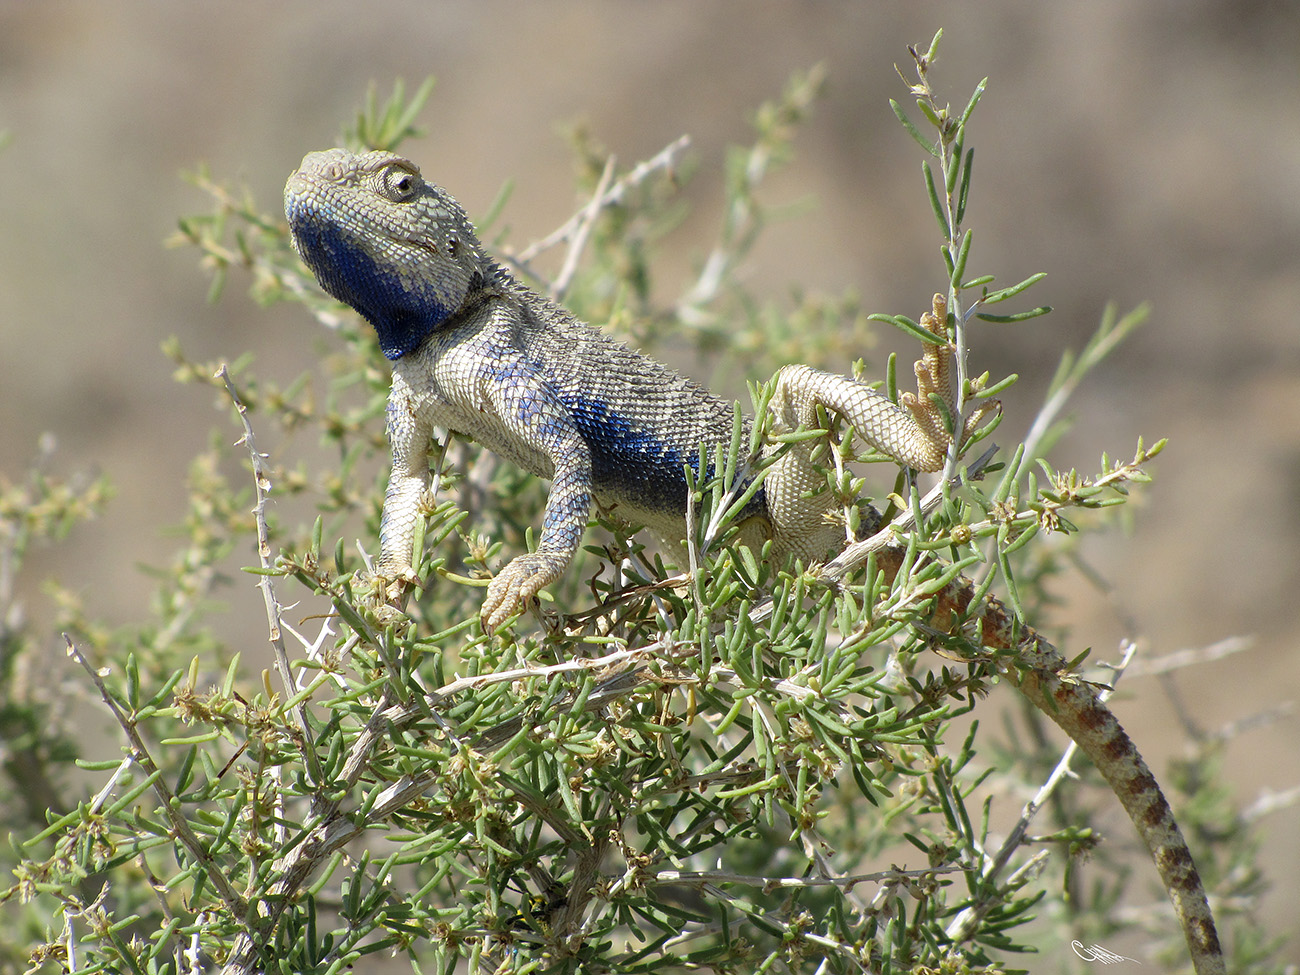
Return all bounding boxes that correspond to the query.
[478,379,595,630]
[480,449,592,629]
[377,393,435,598]
[378,359,593,628]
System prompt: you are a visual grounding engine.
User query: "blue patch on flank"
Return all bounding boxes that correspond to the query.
[288,216,450,359]
[566,394,768,523]
[564,393,702,511]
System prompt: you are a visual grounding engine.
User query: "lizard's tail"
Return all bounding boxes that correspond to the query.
[877,548,1226,975]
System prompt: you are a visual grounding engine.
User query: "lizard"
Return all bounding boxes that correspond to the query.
[283,147,1224,975]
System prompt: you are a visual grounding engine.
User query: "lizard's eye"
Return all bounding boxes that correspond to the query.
[378,165,421,203]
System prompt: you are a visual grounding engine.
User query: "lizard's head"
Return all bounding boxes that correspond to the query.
[285,148,488,359]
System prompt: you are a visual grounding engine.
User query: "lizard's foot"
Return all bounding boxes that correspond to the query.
[903,292,1000,452]
[481,553,566,630]
[899,294,956,449]
[372,560,419,604]
[357,563,417,626]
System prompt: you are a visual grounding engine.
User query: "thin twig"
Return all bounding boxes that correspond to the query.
[63,635,248,919]
[551,154,616,300]
[647,864,959,893]
[1120,635,1253,679]
[217,364,320,783]
[1243,784,1300,823]
[220,682,399,975]
[512,134,691,266]
[1206,701,1296,748]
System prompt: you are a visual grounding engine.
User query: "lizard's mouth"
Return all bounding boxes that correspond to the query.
[398,236,441,258]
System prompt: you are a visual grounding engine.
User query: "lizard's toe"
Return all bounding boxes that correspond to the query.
[480,576,522,631]
[373,562,419,604]
[480,553,565,629]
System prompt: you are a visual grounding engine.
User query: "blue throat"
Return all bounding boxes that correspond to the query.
[291,219,453,359]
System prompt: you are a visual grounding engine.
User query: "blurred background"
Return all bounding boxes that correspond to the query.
[1,1,1296,959]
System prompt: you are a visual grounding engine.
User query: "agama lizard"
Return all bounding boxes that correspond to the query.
[284,147,1224,974]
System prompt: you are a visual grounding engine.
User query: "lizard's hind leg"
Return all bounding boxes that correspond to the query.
[761,299,956,558]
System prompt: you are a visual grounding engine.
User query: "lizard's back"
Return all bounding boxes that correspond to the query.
[391,271,764,542]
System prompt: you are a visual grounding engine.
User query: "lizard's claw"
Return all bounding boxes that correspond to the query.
[481,553,565,630]
[373,561,419,605]
[902,293,1001,455]
[355,563,417,627]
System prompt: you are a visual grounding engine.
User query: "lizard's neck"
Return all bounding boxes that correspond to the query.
[384,271,500,360]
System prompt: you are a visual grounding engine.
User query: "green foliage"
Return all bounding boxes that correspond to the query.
[345,77,438,153]
[0,32,1284,975]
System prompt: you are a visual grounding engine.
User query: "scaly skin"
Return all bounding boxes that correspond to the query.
[284,148,1223,973]
[893,551,1223,973]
